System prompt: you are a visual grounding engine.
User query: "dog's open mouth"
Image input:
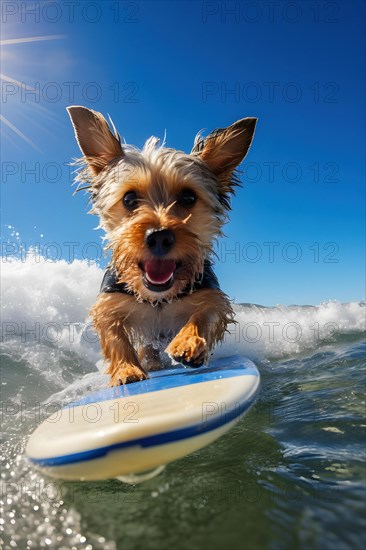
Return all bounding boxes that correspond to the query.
[140,259,179,292]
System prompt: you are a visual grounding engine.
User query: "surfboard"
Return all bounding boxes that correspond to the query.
[26,357,260,481]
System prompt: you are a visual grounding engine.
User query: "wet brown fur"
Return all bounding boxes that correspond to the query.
[67,106,257,385]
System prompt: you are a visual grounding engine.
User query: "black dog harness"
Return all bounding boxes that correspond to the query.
[100,259,221,298]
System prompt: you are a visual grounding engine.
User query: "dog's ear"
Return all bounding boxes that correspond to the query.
[192,117,257,208]
[67,106,124,175]
[192,117,257,175]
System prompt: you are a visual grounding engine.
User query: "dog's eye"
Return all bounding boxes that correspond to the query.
[177,189,196,207]
[123,191,138,209]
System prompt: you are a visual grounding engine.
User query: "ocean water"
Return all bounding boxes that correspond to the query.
[1,256,365,550]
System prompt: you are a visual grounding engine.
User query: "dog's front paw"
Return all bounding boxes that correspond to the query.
[108,363,149,386]
[166,335,208,368]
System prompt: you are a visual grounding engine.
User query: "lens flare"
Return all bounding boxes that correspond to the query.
[0,34,65,149]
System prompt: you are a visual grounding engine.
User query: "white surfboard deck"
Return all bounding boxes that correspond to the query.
[26,357,260,481]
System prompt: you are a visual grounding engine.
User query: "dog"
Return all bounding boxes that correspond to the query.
[67,106,257,385]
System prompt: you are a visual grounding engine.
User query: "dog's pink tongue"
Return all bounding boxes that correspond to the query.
[144,259,176,285]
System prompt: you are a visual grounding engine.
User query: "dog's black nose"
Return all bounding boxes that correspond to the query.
[145,229,175,256]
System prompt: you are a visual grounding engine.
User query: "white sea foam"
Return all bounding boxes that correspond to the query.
[1,255,103,388]
[1,256,365,384]
[2,253,101,326]
[216,300,366,361]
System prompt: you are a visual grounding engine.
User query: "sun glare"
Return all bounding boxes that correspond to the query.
[0,34,65,150]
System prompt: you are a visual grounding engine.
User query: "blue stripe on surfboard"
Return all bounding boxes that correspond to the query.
[67,357,259,408]
[29,379,260,468]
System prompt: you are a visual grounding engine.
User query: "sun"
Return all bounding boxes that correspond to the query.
[0,34,64,150]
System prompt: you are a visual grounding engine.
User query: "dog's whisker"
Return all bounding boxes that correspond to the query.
[182,213,192,224]
[165,200,177,214]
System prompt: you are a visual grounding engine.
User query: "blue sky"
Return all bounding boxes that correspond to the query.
[1,0,365,305]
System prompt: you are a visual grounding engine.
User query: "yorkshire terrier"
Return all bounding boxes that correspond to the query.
[67,106,257,385]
